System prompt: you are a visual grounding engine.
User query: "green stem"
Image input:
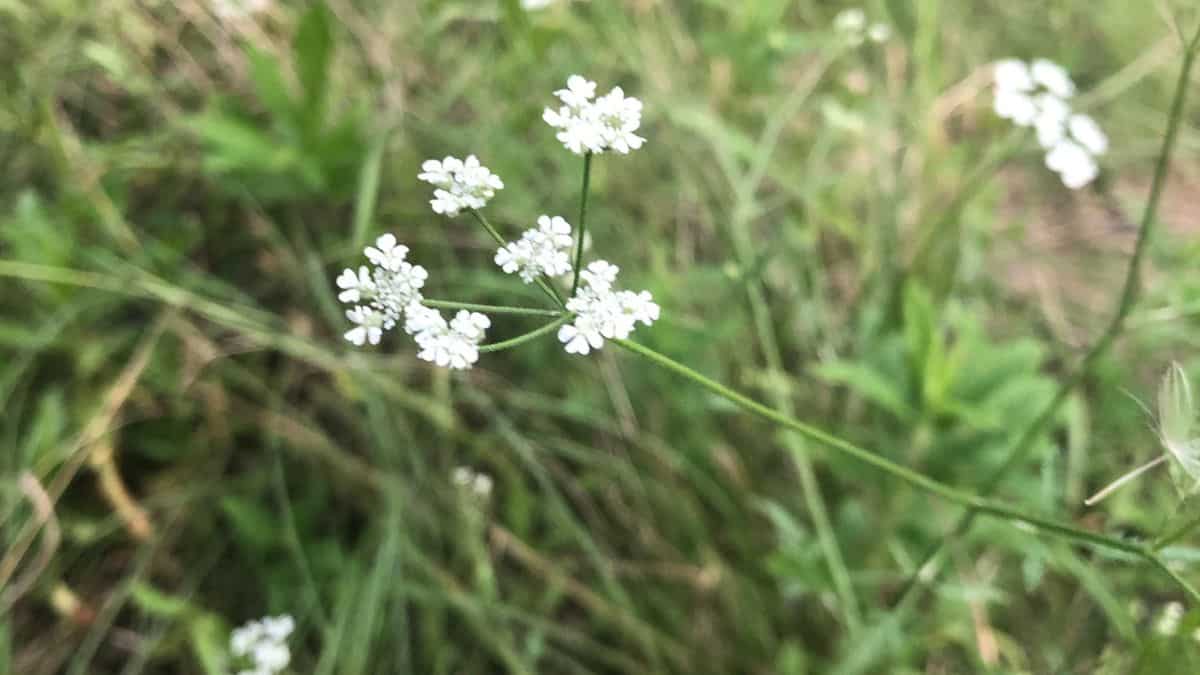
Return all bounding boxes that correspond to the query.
[478,315,573,353]
[612,338,1200,602]
[422,299,563,317]
[570,152,593,297]
[468,209,566,308]
[893,26,1200,605]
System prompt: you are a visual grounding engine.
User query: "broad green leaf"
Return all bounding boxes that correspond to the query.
[246,46,295,124]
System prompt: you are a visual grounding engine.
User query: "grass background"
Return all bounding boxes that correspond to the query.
[4,0,1200,672]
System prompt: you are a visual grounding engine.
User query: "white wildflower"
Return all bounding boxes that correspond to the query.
[1031,58,1076,99]
[1045,139,1098,190]
[1157,601,1185,636]
[867,23,891,43]
[230,615,294,675]
[405,304,490,370]
[344,306,385,346]
[544,76,645,155]
[993,89,1037,126]
[994,59,1034,92]
[1033,93,1071,148]
[453,466,494,498]
[994,58,1105,189]
[559,261,659,355]
[1068,113,1108,156]
[834,8,867,45]
[495,215,575,282]
[418,155,504,216]
[522,0,557,8]
[335,266,374,304]
[338,234,429,345]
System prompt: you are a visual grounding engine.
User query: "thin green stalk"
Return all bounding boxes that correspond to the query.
[570,152,593,296]
[423,299,563,317]
[478,315,573,354]
[612,338,1200,602]
[893,26,1200,605]
[468,209,566,308]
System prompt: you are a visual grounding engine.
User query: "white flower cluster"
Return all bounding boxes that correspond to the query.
[337,234,490,369]
[495,215,574,283]
[452,466,494,498]
[418,155,505,216]
[543,76,645,155]
[405,304,491,370]
[993,58,1108,189]
[230,615,293,675]
[834,8,890,46]
[558,261,659,355]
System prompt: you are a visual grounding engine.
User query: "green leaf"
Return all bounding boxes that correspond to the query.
[246,46,295,124]
[130,582,193,618]
[294,2,334,122]
[220,495,280,551]
[816,360,918,421]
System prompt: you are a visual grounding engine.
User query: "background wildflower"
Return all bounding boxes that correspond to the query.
[544,76,645,155]
[230,615,294,675]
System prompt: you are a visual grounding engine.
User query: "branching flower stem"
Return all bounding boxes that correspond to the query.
[613,337,1200,603]
[570,152,593,297]
[469,209,566,309]
[422,299,562,317]
[479,315,573,354]
[892,25,1200,606]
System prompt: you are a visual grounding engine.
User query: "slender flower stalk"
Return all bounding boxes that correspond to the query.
[612,337,1200,602]
[422,299,563,317]
[478,315,574,353]
[571,152,593,296]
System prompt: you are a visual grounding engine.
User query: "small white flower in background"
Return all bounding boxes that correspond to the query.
[1031,58,1076,98]
[230,615,294,675]
[1156,601,1185,636]
[558,261,659,355]
[522,0,557,8]
[993,57,1106,189]
[453,466,494,499]
[543,76,645,155]
[211,0,271,20]
[867,23,891,43]
[1044,140,1098,190]
[495,215,575,282]
[834,8,891,46]
[1068,114,1108,155]
[834,8,866,45]
[418,155,504,216]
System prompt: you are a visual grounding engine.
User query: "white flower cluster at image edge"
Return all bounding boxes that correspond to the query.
[229,615,293,675]
[993,58,1108,189]
[336,234,489,369]
[544,75,645,155]
[417,155,504,216]
[558,261,659,355]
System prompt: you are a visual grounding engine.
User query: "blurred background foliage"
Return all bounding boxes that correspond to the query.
[4,0,1200,673]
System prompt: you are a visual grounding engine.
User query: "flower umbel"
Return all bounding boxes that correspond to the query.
[230,615,294,675]
[992,57,1106,189]
[543,76,646,155]
[418,155,504,216]
[336,234,490,369]
[558,261,659,355]
[495,215,575,282]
